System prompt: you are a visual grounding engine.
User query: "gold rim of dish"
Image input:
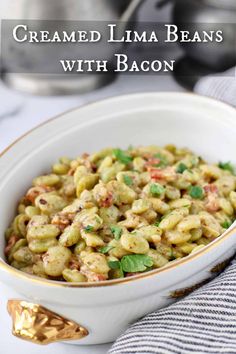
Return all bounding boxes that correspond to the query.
[1,92,236,288]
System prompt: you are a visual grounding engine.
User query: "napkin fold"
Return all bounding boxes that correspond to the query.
[109,69,236,354]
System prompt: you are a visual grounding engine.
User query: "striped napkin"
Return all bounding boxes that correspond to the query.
[109,260,236,354]
[109,70,236,354]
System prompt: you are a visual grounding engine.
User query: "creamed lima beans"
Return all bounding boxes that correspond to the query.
[5,145,236,282]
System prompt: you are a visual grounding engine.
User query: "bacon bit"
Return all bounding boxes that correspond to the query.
[204,184,218,194]
[145,157,161,168]
[68,168,75,176]
[69,256,80,270]
[142,153,153,160]
[149,166,176,182]
[149,168,163,180]
[94,273,107,281]
[51,213,71,231]
[81,153,93,171]
[204,184,219,212]
[100,192,113,208]
[5,235,20,256]
[19,196,30,207]
[80,265,107,282]
[26,186,53,203]
[205,194,220,212]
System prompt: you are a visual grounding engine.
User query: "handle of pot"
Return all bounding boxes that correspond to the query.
[7,299,89,345]
[120,0,144,24]
[116,0,144,44]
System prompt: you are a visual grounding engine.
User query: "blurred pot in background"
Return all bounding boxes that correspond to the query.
[0,0,143,95]
[173,0,236,71]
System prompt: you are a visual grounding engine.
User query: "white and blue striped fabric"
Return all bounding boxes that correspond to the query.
[109,70,236,354]
[109,260,236,354]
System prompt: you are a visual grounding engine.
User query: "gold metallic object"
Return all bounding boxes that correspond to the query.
[210,256,233,274]
[170,279,209,299]
[7,300,88,344]
[170,256,234,299]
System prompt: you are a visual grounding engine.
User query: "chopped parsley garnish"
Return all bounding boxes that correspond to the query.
[108,255,154,274]
[111,225,122,240]
[150,183,165,197]
[121,255,154,273]
[218,161,235,174]
[108,260,121,270]
[123,175,133,186]
[108,260,124,277]
[169,249,176,261]
[113,149,133,165]
[154,220,160,227]
[221,220,232,229]
[84,225,94,233]
[189,185,204,199]
[176,163,188,174]
[99,246,114,254]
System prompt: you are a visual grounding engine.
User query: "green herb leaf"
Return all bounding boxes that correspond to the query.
[123,175,133,186]
[176,163,188,174]
[108,261,124,277]
[113,149,132,165]
[84,225,94,233]
[218,161,235,174]
[154,153,168,167]
[154,221,160,227]
[189,185,204,199]
[99,246,114,254]
[111,225,122,240]
[150,183,165,197]
[144,266,153,272]
[169,249,176,261]
[108,260,120,270]
[221,220,232,229]
[121,254,154,273]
